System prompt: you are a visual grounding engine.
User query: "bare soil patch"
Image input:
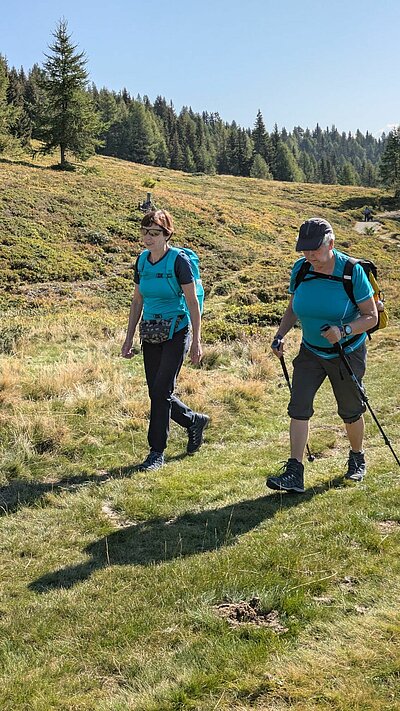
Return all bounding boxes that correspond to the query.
[214,597,288,633]
[376,519,400,535]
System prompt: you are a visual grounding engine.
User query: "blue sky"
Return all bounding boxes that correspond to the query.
[1,0,399,136]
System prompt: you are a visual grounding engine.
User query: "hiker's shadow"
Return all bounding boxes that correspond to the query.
[29,478,344,593]
[0,468,130,515]
[0,459,186,516]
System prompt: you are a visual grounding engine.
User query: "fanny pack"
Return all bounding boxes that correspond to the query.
[139,316,183,344]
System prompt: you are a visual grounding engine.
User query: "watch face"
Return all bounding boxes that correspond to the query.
[344,325,352,335]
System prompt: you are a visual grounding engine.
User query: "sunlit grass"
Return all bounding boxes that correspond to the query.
[0,153,399,709]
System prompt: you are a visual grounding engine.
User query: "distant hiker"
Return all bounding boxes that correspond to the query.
[121,209,209,471]
[267,217,378,493]
[363,206,373,222]
[139,192,155,212]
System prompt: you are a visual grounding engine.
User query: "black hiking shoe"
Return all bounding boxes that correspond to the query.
[187,414,210,455]
[345,450,366,482]
[266,458,305,493]
[138,450,165,471]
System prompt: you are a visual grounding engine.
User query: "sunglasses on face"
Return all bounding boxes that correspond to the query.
[140,227,166,237]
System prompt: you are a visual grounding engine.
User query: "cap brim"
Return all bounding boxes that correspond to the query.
[295,237,322,252]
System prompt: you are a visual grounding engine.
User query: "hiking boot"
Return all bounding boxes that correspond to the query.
[187,414,210,455]
[345,450,366,482]
[138,450,164,471]
[266,458,305,493]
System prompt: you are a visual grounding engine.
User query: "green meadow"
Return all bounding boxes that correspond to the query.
[0,154,399,710]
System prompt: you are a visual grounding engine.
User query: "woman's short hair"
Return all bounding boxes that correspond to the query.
[321,232,335,247]
[141,209,174,237]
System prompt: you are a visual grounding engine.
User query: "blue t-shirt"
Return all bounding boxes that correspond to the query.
[289,250,373,359]
[134,248,194,331]
[134,250,194,285]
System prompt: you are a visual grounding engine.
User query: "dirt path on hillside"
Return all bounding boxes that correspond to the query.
[353,211,400,248]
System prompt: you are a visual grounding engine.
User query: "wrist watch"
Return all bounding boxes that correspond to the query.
[341,324,352,337]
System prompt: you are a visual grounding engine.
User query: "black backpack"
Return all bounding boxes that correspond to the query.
[294,257,387,335]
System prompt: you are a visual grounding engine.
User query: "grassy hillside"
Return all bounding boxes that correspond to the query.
[0,154,399,710]
[1,153,399,337]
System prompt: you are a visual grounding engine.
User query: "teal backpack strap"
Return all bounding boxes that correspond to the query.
[164,247,182,297]
[165,248,185,338]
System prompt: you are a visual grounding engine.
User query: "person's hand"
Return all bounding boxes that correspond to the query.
[189,339,203,365]
[321,325,341,344]
[271,334,284,358]
[121,338,135,358]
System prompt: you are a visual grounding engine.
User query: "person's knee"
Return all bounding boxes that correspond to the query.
[340,407,366,424]
[149,387,173,404]
[288,403,314,419]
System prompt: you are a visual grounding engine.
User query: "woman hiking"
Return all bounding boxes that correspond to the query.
[121,209,209,471]
[267,217,378,492]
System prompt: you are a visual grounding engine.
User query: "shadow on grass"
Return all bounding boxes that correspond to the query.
[337,195,400,213]
[0,156,48,171]
[29,476,344,593]
[337,195,381,212]
[0,455,188,515]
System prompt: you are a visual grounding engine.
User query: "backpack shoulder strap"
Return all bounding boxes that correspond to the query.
[343,257,357,306]
[294,259,311,290]
[165,247,182,297]
[137,250,150,278]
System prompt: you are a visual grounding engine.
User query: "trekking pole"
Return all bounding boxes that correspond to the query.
[320,326,400,468]
[336,343,400,467]
[279,355,315,463]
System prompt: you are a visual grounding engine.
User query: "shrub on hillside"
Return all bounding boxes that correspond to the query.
[0,325,24,354]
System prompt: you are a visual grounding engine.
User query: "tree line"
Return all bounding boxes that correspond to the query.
[1,20,399,194]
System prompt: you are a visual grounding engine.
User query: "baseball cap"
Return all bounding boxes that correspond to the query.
[295,218,334,252]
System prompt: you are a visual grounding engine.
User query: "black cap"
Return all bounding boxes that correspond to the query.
[296,218,334,252]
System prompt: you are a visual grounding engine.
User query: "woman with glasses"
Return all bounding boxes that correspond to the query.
[121,209,209,471]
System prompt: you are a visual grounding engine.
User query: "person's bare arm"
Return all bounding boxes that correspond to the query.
[121,286,143,358]
[182,282,202,365]
[271,295,298,357]
[322,296,378,344]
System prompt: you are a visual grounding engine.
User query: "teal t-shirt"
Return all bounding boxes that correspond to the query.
[289,250,373,359]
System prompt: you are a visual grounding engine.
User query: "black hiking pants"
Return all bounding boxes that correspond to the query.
[142,326,196,452]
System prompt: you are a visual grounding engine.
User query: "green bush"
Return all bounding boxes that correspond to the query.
[0,325,24,354]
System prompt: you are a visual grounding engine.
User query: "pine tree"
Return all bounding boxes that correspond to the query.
[269,123,281,178]
[360,159,378,187]
[24,64,46,140]
[252,109,270,164]
[250,153,272,179]
[237,128,253,176]
[0,56,20,153]
[119,101,157,164]
[380,127,400,197]
[3,64,30,145]
[38,19,101,167]
[299,151,316,183]
[339,161,358,185]
[170,129,184,170]
[318,156,337,184]
[274,141,304,181]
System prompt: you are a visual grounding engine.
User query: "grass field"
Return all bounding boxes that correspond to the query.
[0,154,399,710]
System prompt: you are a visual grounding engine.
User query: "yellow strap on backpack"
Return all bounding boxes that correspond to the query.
[369,272,388,330]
